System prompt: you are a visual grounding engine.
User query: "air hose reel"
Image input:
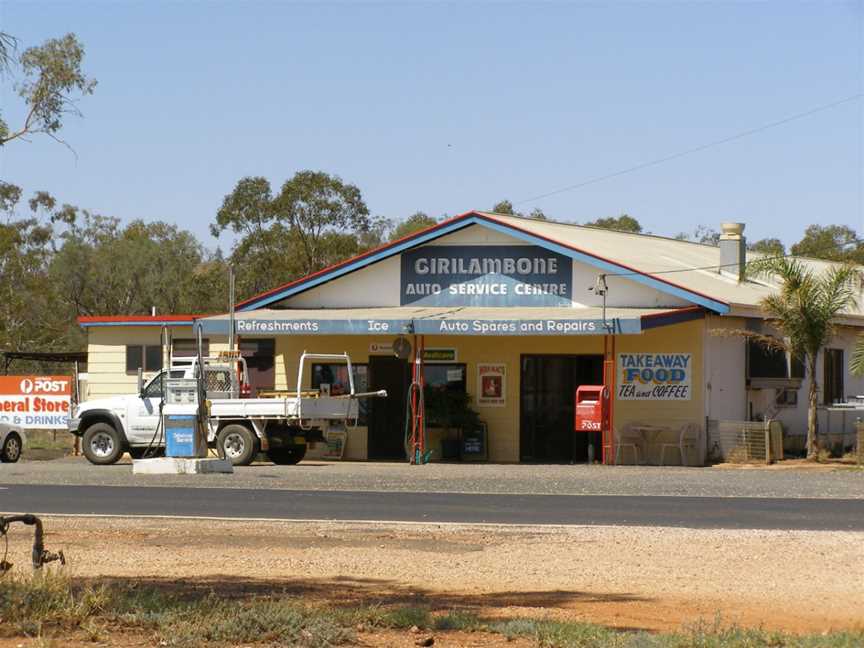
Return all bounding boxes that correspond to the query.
[0,514,66,572]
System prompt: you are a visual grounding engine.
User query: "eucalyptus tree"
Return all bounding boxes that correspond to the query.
[0,33,96,148]
[212,171,371,299]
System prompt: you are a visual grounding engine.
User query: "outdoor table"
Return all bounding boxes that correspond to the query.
[631,424,672,465]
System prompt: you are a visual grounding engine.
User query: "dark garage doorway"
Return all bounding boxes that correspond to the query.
[520,354,604,463]
[368,355,410,460]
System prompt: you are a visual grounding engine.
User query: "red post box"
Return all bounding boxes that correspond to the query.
[574,385,609,433]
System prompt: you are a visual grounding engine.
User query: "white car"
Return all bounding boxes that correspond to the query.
[0,423,25,463]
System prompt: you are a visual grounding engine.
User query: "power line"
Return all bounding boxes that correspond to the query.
[515,93,864,205]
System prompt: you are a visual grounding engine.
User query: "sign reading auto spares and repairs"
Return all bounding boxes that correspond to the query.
[401,246,573,306]
[0,376,72,428]
[617,354,691,401]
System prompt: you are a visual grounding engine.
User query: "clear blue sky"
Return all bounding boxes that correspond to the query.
[1,1,862,251]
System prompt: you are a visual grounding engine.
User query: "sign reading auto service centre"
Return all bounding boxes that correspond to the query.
[401,246,572,306]
[0,376,72,429]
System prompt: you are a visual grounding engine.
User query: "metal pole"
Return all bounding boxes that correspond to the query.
[228,266,236,352]
[73,360,81,456]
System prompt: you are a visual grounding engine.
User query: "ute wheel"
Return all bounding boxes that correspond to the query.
[82,423,124,465]
[1,433,22,463]
[217,424,258,466]
[267,444,307,465]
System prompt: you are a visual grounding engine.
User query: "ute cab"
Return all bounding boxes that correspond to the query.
[68,355,251,465]
[68,351,378,468]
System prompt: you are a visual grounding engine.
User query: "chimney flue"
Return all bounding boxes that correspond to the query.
[719,222,746,282]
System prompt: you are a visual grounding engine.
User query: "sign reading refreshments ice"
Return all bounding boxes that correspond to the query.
[400,246,572,306]
[617,354,691,401]
[0,376,72,429]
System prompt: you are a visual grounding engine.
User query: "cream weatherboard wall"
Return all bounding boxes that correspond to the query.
[705,315,747,422]
[268,317,706,463]
[279,223,687,311]
[705,316,864,449]
[85,326,229,399]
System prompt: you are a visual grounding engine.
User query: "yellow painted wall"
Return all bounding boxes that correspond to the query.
[273,317,705,463]
[85,326,229,399]
[86,320,704,462]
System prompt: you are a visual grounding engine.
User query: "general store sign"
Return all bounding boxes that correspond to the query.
[0,376,72,429]
[400,246,573,306]
[617,353,691,401]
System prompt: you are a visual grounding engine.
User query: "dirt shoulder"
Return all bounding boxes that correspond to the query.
[2,515,861,635]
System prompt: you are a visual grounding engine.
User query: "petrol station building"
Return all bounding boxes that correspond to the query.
[78,211,864,463]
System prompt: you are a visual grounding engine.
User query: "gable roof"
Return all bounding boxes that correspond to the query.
[236,210,732,313]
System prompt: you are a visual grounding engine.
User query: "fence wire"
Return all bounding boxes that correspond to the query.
[707,419,778,464]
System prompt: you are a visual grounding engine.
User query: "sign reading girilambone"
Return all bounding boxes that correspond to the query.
[401,245,573,306]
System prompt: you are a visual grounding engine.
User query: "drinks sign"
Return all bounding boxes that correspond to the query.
[400,246,572,306]
[0,376,72,429]
[617,353,691,401]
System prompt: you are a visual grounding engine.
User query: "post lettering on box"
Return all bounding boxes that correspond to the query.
[616,354,692,401]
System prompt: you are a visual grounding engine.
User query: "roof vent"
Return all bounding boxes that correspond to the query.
[719,222,746,282]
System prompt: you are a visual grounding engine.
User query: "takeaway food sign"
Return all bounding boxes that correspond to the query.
[617,354,691,401]
[0,376,72,429]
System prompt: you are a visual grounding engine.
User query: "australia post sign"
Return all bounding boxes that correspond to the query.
[0,376,72,429]
[401,245,572,306]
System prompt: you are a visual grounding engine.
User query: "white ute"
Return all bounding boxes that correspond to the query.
[67,352,384,466]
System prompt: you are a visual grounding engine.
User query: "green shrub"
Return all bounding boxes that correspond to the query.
[432,609,483,631]
[379,606,432,629]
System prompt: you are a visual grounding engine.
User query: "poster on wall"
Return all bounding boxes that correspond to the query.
[0,376,72,429]
[477,363,506,407]
[617,353,691,401]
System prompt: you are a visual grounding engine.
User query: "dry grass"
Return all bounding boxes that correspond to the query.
[1,572,862,647]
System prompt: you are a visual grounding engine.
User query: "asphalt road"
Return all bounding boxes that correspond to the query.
[2,484,863,530]
[5,457,864,499]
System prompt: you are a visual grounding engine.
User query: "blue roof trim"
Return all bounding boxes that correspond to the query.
[237,218,479,311]
[239,213,730,314]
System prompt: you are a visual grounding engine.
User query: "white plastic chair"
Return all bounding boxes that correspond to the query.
[660,423,699,466]
[609,423,644,465]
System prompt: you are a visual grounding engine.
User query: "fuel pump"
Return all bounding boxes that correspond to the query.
[162,322,209,458]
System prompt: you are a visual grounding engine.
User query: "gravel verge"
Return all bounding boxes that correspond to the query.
[2,515,861,634]
[1,456,862,499]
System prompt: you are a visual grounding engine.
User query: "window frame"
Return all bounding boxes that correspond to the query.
[774,387,798,409]
[422,363,467,393]
[126,344,164,375]
[172,338,210,358]
[141,369,186,400]
[823,348,844,405]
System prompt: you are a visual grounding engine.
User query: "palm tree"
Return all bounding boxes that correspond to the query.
[749,258,862,459]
